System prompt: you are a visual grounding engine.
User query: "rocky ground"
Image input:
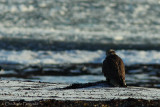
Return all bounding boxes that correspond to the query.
[1,63,160,88]
[0,80,160,107]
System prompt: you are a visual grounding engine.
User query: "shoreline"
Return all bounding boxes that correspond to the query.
[1,37,160,51]
[1,99,160,107]
[1,63,160,89]
[0,80,160,106]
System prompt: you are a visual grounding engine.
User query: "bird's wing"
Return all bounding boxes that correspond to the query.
[102,59,112,77]
[102,58,117,79]
[106,57,124,84]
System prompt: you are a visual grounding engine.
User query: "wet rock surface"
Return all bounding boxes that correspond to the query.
[0,80,160,106]
[1,63,160,88]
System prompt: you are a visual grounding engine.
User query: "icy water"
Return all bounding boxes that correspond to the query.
[0,0,160,88]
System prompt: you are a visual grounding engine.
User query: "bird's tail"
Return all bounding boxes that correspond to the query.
[119,78,127,87]
[122,83,127,87]
[120,81,127,87]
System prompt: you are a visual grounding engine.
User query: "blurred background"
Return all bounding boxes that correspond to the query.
[0,0,160,88]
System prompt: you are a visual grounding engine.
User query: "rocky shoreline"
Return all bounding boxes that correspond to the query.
[1,99,160,107]
[1,63,160,76]
[1,63,160,88]
[0,80,160,106]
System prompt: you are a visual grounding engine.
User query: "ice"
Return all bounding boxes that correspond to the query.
[0,80,160,101]
[0,0,160,66]
[0,0,160,44]
[34,75,105,83]
[0,70,16,75]
[116,50,160,65]
[128,69,142,73]
[0,50,160,65]
[1,75,105,84]
[19,5,35,12]
[0,50,104,65]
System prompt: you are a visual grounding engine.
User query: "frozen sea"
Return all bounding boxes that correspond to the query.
[0,0,160,88]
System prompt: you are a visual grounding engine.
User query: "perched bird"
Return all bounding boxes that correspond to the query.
[102,49,127,87]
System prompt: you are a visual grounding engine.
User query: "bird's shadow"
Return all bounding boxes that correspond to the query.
[56,80,114,90]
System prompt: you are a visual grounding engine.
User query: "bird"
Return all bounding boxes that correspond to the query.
[102,49,127,87]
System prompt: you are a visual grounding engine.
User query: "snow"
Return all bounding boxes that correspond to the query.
[1,50,160,65]
[0,80,160,101]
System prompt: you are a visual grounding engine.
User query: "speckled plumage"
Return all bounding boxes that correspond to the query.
[102,49,127,87]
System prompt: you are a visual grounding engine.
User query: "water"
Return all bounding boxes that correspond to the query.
[1,0,160,44]
[1,50,160,65]
[0,0,160,88]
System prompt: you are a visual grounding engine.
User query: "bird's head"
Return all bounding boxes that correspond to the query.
[106,49,116,56]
